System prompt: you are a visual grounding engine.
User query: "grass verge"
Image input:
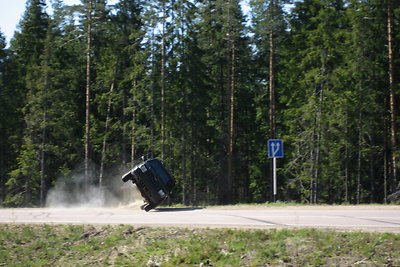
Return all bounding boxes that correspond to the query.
[0,224,399,266]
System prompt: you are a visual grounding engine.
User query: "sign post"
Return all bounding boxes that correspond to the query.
[268,139,284,202]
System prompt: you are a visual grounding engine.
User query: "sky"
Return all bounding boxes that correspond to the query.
[0,0,117,45]
[0,0,253,46]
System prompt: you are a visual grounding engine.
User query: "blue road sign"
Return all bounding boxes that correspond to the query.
[268,139,284,158]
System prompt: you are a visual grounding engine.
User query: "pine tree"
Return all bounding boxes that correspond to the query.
[0,31,7,202]
[94,0,146,183]
[386,0,400,201]
[387,0,397,190]
[283,0,352,203]
[83,0,94,191]
[197,0,251,203]
[39,0,87,206]
[250,0,289,202]
[166,0,203,204]
[5,0,49,206]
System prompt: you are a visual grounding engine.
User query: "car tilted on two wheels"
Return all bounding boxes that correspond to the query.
[122,158,175,212]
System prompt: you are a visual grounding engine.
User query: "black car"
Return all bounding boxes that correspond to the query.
[122,158,175,211]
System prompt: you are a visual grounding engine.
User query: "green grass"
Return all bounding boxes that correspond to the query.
[0,224,399,266]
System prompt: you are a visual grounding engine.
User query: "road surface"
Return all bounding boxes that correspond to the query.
[0,205,399,232]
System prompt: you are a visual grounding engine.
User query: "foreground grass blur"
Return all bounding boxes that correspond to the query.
[0,224,399,266]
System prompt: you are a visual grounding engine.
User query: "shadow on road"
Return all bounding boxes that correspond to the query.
[152,207,203,212]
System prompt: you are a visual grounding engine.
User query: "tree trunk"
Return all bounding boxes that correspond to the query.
[121,89,127,165]
[313,112,321,204]
[387,0,398,191]
[84,0,93,190]
[182,132,187,205]
[269,32,276,140]
[40,36,50,207]
[370,141,375,203]
[311,50,326,204]
[99,81,114,187]
[160,0,166,161]
[226,1,236,204]
[227,41,235,204]
[356,86,364,204]
[40,91,47,207]
[190,133,195,205]
[130,80,137,167]
[344,117,349,203]
[150,30,156,158]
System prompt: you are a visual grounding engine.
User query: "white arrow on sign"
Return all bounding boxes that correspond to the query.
[271,142,280,157]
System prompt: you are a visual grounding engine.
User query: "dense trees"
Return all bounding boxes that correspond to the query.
[0,32,7,203]
[0,0,399,207]
[5,0,50,206]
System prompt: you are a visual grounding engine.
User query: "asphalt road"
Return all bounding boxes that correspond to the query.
[0,205,399,232]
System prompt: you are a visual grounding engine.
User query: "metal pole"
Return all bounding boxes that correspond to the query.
[273,157,277,202]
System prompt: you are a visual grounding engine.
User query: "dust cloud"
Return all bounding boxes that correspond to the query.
[46,165,144,209]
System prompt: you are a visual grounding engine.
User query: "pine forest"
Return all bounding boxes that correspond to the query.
[0,0,399,207]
